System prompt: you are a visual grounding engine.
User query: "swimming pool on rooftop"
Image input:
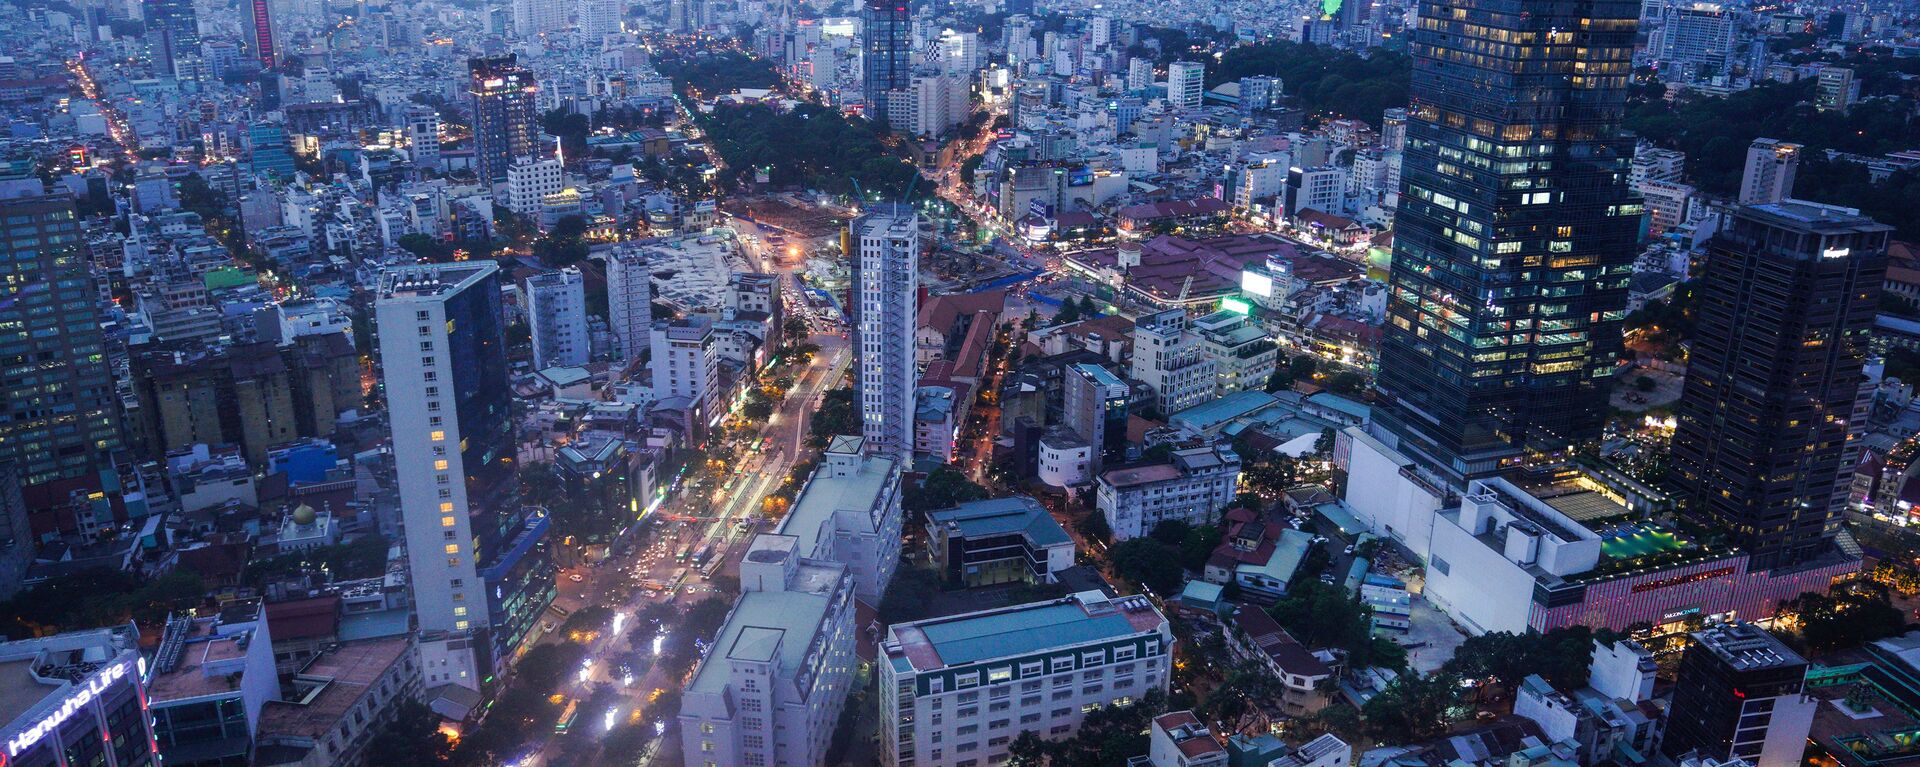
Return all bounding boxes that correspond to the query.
[1599,523,1690,560]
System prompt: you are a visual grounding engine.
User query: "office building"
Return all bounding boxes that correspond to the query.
[1630,146,1687,191]
[878,591,1173,767]
[1658,2,1736,75]
[1668,201,1888,570]
[896,72,968,139]
[1063,362,1129,473]
[506,156,563,217]
[376,263,515,693]
[147,606,280,767]
[1127,58,1153,92]
[1739,138,1800,206]
[1166,61,1205,110]
[0,625,157,767]
[1130,309,1216,414]
[1663,622,1816,767]
[926,496,1075,587]
[1373,0,1642,485]
[1815,66,1857,113]
[651,316,721,432]
[0,195,122,488]
[606,245,652,367]
[129,335,362,466]
[853,205,919,462]
[527,267,590,370]
[146,0,202,81]
[862,0,913,121]
[679,536,856,767]
[774,435,904,602]
[1191,310,1278,399]
[1285,165,1346,218]
[405,105,441,171]
[244,0,277,69]
[469,56,538,186]
[248,122,295,180]
[1096,444,1242,541]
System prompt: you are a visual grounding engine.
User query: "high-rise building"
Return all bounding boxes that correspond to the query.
[1638,179,1696,239]
[405,104,442,171]
[861,0,913,121]
[247,122,295,179]
[0,194,122,488]
[376,262,516,692]
[605,246,652,368]
[512,0,568,36]
[852,205,919,462]
[1662,622,1817,767]
[679,536,856,767]
[527,267,589,370]
[145,0,202,81]
[1667,201,1888,571]
[1658,2,1736,75]
[1739,138,1800,205]
[1192,309,1278,398]
[1096,443,1241,540]
[1373,0,1642,484]
[577,0,621,38]
[1126,57,1153,91]
[244,0,277,70]
[468,56,538,186]
[1130,309,1215,414]
[1063,363,1128,473]
[878,592,1173,767]
[1166,60,1205,110]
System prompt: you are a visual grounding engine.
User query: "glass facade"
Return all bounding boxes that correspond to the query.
[861,0,912,119]
[0,195,123,488]
[468,56,538,184]
[1374,0,1642,483]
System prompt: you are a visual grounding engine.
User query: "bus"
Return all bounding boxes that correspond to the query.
[691,544,715,566]
[554,697,580,733]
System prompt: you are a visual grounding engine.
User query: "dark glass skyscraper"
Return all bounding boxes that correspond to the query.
[468,55,538,186]
[861,0,912,122]
[1667,201,1888,571]
[0,195,123,488]
[1374,0,1643,484]
[145,0,201,81]
[243,0,276,70]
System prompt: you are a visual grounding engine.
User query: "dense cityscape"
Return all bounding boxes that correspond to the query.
[1,0,1919,765]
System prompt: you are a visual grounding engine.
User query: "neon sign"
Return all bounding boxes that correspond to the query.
[6,659,132,756]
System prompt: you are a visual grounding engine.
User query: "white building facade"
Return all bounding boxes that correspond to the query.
[854,206,920,462]
[527,267,589,370]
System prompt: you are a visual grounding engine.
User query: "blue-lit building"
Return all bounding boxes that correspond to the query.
[481,507,556,664]
[246,122,294,180]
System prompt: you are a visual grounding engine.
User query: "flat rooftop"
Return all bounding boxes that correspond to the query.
[687,582,838,695]
[777,451,896,555]
[0,659,47,731]
[1101,462,1185,488]
[888,592,1165,673]
[257,636,413,739]
[148,621,255,703]
[376,262,496,302]
[1694,621,1805,671]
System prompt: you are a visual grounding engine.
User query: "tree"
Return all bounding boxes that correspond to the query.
[1289,355,1318,380]
[1109,539,1185,595]
[1444,626,1609,690]
[879,561,945,623]
[364,701,455,767]
[1053,299,1082,325]
[1008,731,1049,767]
[807,387,858,447]
[1268,580,1401,668]
[1076,295,1097,316]
[533,215,592,267]
[542,110,591,161]
[903,466,989,514]
[782,317,809,342]
[1324,371,1366,396]
[1362,672,1464,741]
[1780,586,1911,653]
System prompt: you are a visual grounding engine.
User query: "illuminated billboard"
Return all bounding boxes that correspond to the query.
[1240,270,1274,297]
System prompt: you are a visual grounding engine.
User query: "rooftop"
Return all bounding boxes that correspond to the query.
[376,262,496,302]
[687,584,838,695]
[257,636,413,740]
[887,591,1165,672]
[777,448,897,557]
[927,496,1072,549]
[1693,622,1805,671]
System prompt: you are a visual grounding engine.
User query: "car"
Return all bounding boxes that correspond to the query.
[1343,545,1356,555]
[1311,536,1329,545]
[567,573,585,583]
[1288,519,1304,529]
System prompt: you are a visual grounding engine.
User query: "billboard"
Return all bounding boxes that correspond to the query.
[1241,270,1274,297]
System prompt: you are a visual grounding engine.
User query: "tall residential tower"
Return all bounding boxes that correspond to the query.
[1372,0,1643,484]
[468,55,538,187]
[852,204,919,462]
